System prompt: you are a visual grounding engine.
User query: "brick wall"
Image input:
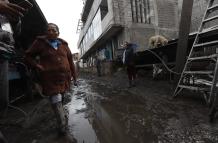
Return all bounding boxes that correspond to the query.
[156,0,178,29]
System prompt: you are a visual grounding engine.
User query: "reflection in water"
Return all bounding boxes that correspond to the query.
[66,79,156,143]
[67,81,99,143]
[68,96,98,143]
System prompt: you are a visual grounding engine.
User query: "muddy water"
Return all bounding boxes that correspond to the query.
[67,82,98,143]
[66,79,155,143]
[64,78,218,143]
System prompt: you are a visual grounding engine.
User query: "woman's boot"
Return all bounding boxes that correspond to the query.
[52,102,67,135]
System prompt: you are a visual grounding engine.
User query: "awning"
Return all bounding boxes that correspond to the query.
[9,0,48,50]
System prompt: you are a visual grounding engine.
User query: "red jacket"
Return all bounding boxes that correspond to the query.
[25,36,76,96]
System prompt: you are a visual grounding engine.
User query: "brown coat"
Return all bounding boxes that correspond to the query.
[25,36,76,96]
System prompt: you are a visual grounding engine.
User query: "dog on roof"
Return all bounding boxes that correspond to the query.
[149,35,168,48]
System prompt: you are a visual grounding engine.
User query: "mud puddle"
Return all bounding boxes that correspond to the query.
[66,79,156,143]
[66,78,218,143]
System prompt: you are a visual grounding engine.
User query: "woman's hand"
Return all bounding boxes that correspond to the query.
[36,64,44,71]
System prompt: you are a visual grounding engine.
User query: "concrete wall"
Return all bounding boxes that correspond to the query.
[156,0,179,29]
[190,0,208,32]
[177,0,209,33]
[112,0,125,25]
[114,0,212,52]
[129,24,156,51]
[115,0,179,52]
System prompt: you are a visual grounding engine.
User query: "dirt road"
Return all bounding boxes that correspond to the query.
[1,71,218,143]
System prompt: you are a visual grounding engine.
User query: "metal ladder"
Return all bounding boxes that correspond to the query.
[173,0,218,122]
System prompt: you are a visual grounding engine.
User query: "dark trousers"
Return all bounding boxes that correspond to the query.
[127,64,136,81]
[0,59,8,110]
[0,131,7,143]
[96,65,101,76]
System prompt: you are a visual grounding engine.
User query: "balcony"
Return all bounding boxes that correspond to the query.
[81,0,94,23]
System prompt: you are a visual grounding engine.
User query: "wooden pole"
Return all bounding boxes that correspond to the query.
[175,0,194,81]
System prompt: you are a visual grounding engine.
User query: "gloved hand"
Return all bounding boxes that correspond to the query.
[73,81,78,86]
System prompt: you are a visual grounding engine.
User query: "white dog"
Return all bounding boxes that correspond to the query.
[149,35,168,48]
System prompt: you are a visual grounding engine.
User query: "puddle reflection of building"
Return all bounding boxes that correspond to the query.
[88,95,135,143]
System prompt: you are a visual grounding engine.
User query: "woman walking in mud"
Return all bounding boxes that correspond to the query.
[25,23,77,135]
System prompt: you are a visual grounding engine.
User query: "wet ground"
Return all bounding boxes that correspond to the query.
[66,79,148,143]
[1,71,218,143]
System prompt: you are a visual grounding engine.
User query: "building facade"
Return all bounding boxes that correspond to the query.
[77,0,209,75]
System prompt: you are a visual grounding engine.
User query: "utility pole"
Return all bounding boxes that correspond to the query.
[175,0,194,81]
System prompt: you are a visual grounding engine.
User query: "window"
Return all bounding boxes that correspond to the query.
[130,0,151,23]
[100,0,108,20]
[93,9,102,40]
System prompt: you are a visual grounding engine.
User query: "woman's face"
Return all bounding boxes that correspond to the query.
[46,24,59,39]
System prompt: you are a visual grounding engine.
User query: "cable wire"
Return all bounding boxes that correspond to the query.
[8,104,28,117]
[145,49,181,75]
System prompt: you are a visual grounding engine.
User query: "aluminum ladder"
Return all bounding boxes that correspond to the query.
[173,0,218,122]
